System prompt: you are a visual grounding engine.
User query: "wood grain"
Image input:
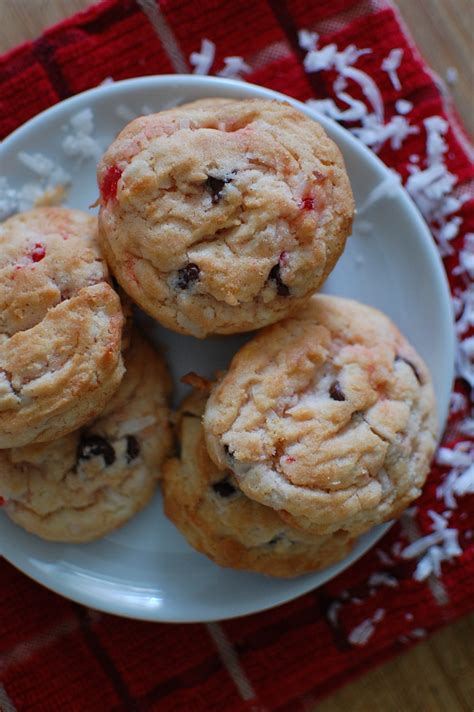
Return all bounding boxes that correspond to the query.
[1,1,473,710]
[0,0,93,51]
[395,0,474,136]
[316,613,474,712]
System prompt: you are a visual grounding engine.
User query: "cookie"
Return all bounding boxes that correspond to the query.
[204,295,437,537]
[97,98,354,337]
[0,331,172,542]
[162,392,355,577]
[0,207,125,448]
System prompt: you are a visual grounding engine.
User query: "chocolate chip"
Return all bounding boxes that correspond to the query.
[205,174,233,203]
[395,355,422,384]
[126,435,140,463]
[77,434,115,466]
[224,444,235,463]
[176,263,200,290]
[267,533,284,546]
[329,381,346,401]
[268,264,290,296]
[212,477,238,498]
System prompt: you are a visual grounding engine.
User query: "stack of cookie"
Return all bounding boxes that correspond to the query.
[162,296,436,577]
[0,207,172,542]
[1,98,437,577]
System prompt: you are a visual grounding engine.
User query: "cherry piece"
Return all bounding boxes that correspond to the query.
[31,242,46,263]
[101,166,123,202]
[300,196,314,211]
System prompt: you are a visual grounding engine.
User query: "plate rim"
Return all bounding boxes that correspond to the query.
[1,75,455,622]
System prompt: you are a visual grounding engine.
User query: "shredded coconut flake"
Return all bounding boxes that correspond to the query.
[298,29,318,52]
[0,178,45,219]
[446,67,458,85]
[376,549,394,566]
[189,39,252,79]
[395,99,413,115]
[299,32,424,153]
[3,152,71,218]
[456,336,474,388]
[391,541,403,557]
[459,418,474,436]
[437,439,474,507]
[405,116,463,254]
[327,601,342,627]
[115,104,137,122]
[190,38,216,75]
[401,510,463,580]
[217,56,251,79]
[340,64,384,123]
[382,48,403,91]
[348,609,385,646]
[411,627,427,639]
[18,152,70,184]
[61,108,102,162]
[368,572,398,589]
[307,93,367,123]
[352,113,419,150]
[454,284,474,337]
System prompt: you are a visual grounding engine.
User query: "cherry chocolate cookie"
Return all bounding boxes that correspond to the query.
[0,331,172,542]
[204,295,438,537]
[0,207,125,448]
[97,98,354,337]
[162,391,355,577]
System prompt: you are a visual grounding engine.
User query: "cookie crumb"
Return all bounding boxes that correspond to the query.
[181,372,211,391]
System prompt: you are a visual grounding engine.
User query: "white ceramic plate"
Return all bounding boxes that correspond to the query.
[0,76,455,622]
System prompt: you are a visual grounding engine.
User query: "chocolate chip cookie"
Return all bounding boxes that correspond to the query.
[162,391,355,577]
[0,331,172,542]
[97,98,354,337]
[0,207,125,448]
[204,295,437,536]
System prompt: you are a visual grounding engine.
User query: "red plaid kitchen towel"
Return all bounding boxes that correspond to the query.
[0,1,473,710]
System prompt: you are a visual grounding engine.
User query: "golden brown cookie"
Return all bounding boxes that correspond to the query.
[162,391,356,577]
[97,98,354,337]
[0,207,125,448]
[204,295,437,537]
[0,331,172,542]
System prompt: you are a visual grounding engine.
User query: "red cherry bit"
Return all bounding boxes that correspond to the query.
[31,243,46,262]
[101,165,123,202]
[300,196,314,211]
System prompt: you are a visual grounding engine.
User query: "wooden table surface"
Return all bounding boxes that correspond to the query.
[1,1,473,710]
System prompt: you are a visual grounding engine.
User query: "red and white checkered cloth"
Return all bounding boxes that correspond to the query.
[0,1,472,710]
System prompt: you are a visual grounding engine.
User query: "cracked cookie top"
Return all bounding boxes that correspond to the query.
[0,207,125,448]
[97,98,354,337]
[0,331,172,542]
[203,295,437,536]
[162,391,355,577]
